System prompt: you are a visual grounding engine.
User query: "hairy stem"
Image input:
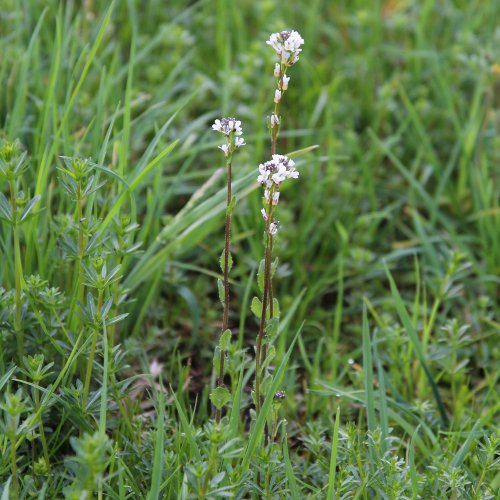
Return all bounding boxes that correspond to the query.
[216,158,232,423]
[255,200,274,413]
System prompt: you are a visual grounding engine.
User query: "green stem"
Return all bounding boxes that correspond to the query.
[10,425,19,499]
[216,158,232,423]
[82,289,103,408]
[255,200,274,413]
[261,234,274,368]
[418,295,441,396]
[9,180,24,360]
[200,441,218,497]
[35,389,51,472]
[13,225,24,358]
[68,183,85,329]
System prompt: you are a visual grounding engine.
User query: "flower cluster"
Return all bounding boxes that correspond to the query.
[257,154,299,188]
[267,30,304,67]
[212,117,245,157]
[267,30,303,118]
[274,390,286,400]
[258,155,299,234]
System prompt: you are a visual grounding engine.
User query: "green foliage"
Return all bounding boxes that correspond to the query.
[0,0,498,497]
[210,387,231,410]
[219,247,233,273]
[219,329,232,351]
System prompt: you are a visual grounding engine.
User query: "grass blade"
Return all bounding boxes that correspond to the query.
[171,387,202,461]
[362,303,376,437]
[283,428,300,500]
[326,406,341,500]
[384,265,449,426]
[147,381,166,500]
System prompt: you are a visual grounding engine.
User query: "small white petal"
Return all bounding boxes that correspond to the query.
[150,359,163,378]
[282,74,290,90]
[274,89,282,103]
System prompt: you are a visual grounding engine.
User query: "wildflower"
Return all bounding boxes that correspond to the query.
[281,74,290,90]
[257,164,271,185]
[274,390,286,400]
[234,137,246,148]
[274,89,282,103]
[270,113,280,128]
[272,191,280,205]
[274,63,281,78]
[266,30,304,66]
[149,359,163,378]
[269,221,280,235]
[212,117,245,157]
[212,117,243,136]
[261,208,268,221]
[257,154,298,188]
[272,164,287,185]
[218,144,230,156]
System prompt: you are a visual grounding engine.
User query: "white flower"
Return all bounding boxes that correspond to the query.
[233,121,243,136]
[261,208,268,221]
[281,74,290,90]
[257,164,270,184]
[257,154,299,187]
[269,221,280,235]
[219,144,230,156]
[264,189,270,202]
[272,163,287,184]
[266,30,304,67]
[274,63,280,78]
[149,359,163,378]
[234,137,246,148]
[213,117,245,156]
[270,113,280,128]
[212,117,243,136]
[272,191,280,205]
[274,89,282,103]
[212,119,223,132]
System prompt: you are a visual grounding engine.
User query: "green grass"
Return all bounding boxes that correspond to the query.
[0,0,499,498]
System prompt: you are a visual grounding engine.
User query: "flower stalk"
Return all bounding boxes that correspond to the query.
[254,30,303,414]
[211,117,245,422]
[219,156,232,388]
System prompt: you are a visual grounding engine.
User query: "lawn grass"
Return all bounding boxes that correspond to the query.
[0,0,499,498]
